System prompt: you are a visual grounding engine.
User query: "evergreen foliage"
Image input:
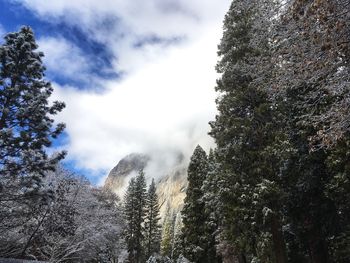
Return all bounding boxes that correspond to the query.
[200,149,221,263]
[0,26,66,177]
[171,212,184,260]
[134,170,147,262]
[124,177,138,262]
[272,0,350,147]
[144,178,162,259]
[181,145,210,263]
[209,1,288,261]
[124,170,164,263]
[0,26,66,234]
[124,170,148,263]
[203,0,350,262]
[146,254,173,263]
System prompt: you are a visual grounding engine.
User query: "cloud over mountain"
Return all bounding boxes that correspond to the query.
[14,0,231,183]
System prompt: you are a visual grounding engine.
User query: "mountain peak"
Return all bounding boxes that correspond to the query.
[104,153,150,191]
[104,152,188,218]
[109,153,149,176]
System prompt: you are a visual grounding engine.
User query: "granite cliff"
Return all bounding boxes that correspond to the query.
[104,153,188,217]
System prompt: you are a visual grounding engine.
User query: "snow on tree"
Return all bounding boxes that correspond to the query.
[263,1,350,261]
[124,169,147,263]
[144,178,162,259]
[209,0,288,261]
[271,0,350,148]
[0,26,66,258]
[181,145,209,263]
[208,0,350,262]
[146,254,173,263]
[176,254,191,263]
[124,177,137,262]
[134,169,147,262]
[171,212,183,260]
[0,25,65,189]
[200,149,221,263]
[0,166,125,261]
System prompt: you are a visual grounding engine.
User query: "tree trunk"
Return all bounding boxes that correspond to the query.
[270,214,288,263]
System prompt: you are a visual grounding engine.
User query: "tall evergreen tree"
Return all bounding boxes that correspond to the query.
[209,1,288,262]
[269,1,350,262]
[182,145,208,263]
[144,178,161,259]
[124,178,138,263]
[123,171,148,263]
[208,0,349,262]
[134,169,147,263]
[0,26,66,258]
[201,149,221,263]
[209,1,350,262]
[171,212,184,261]
[0,26,65,182]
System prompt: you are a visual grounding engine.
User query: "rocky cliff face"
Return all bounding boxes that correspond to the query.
[104,153,150,192]
[104,153,188,218]
[156,163,187,217]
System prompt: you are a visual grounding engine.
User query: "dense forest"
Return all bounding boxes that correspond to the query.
[0,0,349,262]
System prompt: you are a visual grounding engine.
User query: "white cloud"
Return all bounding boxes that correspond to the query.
[38,37,93,81]
[18,0,230,73]
[15,0,231,182]
[52,29,218,171]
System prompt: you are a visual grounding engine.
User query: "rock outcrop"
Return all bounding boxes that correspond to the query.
[104,153,187,218]
[104,153,150,192]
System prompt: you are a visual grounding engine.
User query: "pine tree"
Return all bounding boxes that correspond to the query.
[0,26,66,257]
[0,26,65,182]
[134,169,147,263]
[269,2,350,261]
[124,178,137,263]
[205,0,350,262]
[181,145,208,263]
[124,172,148,263]
[272,0,350,147]
[209,1,288,262]
[201,149,221,263]
[171,212,184,261]
[274,60,340,263]
[144,178,162,259]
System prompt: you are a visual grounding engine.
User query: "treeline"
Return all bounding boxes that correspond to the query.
[123,171,186,263]
[180,1,350,263]
[123,171,162,262]
[0,27,125,261]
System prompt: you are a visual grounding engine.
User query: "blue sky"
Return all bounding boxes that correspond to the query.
[0,0,230,185]
[0,1,116,88]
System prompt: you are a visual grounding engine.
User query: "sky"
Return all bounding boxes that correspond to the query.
[0,0,231,185]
